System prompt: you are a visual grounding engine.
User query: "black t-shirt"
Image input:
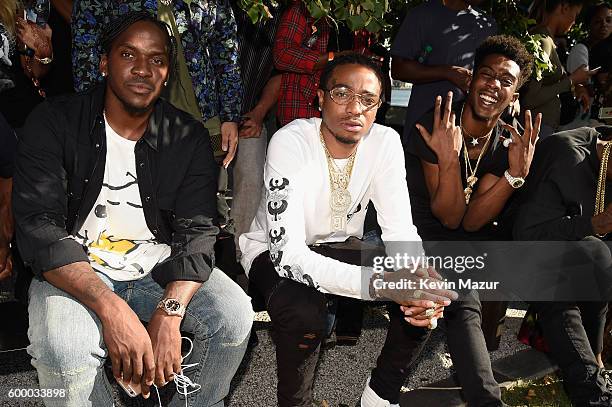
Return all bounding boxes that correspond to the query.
[405,103,511,241]
[0,112,16,178]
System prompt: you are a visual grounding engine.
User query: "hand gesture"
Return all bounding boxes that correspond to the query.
[447,66,472,92]
[372,265,458,309]
[102,302,156,399]
[416,92,463,165]
[221,121,238,168]
[570,65,599,86]
[501,110,542,179]
[147,311,183,389]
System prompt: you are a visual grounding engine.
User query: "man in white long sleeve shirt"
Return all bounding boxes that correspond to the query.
[240,53,457,407]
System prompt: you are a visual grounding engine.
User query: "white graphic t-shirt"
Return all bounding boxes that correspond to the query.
[73,117,171,281]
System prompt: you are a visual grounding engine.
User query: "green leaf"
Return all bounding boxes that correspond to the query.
[365,18,382,33]
[307,2,326,19]
[362,0,375,11]
[334,6,349,20]
[247,5,260,24]
[347,14,364,30]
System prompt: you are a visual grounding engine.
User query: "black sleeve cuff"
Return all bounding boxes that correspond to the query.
[151,253,215,288]
[33,238,89,277]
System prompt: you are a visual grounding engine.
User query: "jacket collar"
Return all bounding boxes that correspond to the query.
[87,81,161,151]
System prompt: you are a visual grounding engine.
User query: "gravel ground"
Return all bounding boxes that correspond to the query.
[226,303,530,406]
[0,304,530,407]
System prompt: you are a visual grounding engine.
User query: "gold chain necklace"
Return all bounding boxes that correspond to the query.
[459,104,495,204]
[462,131,493,205]
[594,142,612,238]
[320,127,357,232]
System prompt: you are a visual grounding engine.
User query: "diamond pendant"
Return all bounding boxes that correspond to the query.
[330,189,352,231]
[470,137,479,146]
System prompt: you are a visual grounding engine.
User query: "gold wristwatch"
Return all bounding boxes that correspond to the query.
[157,298,186,317]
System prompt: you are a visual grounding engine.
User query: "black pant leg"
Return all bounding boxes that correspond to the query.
[578,301,609,356]
[531,301,611,406]
[445,295,503,407]
[369,304,431,404]
[249,252,328,407]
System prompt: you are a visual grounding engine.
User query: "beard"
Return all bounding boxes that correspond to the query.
[322,120,361,145]
[333,132,359,145]
[119,97,154,116]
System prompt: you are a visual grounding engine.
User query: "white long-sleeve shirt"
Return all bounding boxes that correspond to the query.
[239,118,422,299]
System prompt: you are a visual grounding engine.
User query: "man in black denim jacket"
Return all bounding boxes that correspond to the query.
[12,13,253,406]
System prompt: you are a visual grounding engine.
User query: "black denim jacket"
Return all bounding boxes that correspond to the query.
[12,84,219,287]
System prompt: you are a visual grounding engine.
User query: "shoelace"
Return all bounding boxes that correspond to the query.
[153,337,201,407]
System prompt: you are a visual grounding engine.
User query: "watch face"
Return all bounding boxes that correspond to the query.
[165,299,181,312]
[512,179,524,188]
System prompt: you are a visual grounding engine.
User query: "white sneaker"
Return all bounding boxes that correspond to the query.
[360,377,400,407]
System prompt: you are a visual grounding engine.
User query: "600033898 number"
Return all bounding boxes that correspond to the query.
[7,388,66,398]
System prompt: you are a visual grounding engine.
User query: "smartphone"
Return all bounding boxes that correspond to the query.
[115,376,142,398]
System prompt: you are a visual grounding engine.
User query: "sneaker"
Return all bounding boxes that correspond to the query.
[360,377,399,407]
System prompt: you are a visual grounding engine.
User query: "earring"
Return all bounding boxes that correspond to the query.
[318,106,322,111]
[101,72,106,77]
[164,81,168,87]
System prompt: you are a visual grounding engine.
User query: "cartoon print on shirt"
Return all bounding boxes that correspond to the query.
[76,228,155,274]
[76,171,154,274]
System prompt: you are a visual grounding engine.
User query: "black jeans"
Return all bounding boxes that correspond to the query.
[248,251,429,406]
[442,294,505,406]
[530,301,611,406]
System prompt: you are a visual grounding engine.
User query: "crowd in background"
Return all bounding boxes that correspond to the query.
[0,0,611,405]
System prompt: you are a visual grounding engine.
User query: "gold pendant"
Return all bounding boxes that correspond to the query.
[331,213,346,231]
[464,186,473,205]
[330,188,351,231]
[330,188,351,213]
[467,175,478,188]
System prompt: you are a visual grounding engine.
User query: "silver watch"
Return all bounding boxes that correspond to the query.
[157,298,186,317]
[504,170,525,189]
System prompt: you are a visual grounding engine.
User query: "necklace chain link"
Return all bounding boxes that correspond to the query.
[320,126,357,232]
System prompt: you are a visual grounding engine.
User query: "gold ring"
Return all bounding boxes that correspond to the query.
[425,308,435,318]
[413,290,423,299]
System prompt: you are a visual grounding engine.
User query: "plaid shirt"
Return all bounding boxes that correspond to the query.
[273,2,330,126]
